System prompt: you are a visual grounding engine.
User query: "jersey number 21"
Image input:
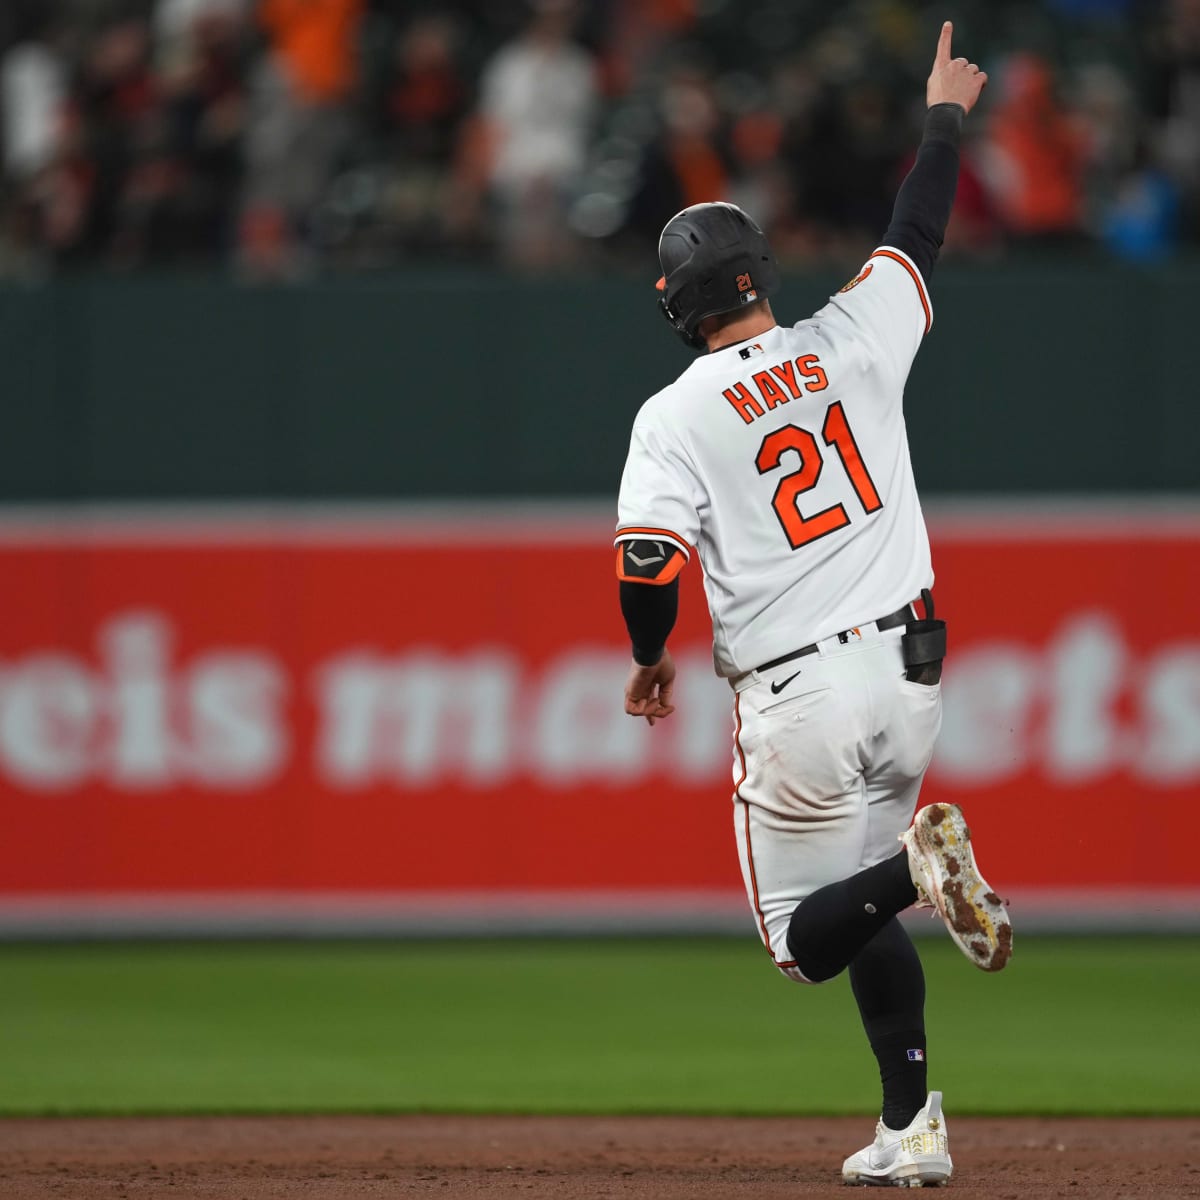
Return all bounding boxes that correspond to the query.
[755,401,882,549]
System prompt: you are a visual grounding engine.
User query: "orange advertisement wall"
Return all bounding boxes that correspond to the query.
[1,507,1197,912]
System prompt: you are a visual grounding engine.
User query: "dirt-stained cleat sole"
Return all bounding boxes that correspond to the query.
[900,803,1013,972]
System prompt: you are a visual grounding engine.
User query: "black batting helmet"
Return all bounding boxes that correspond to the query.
[655,202,781,350]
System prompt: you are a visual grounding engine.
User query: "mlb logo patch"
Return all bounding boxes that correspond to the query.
[907,1049,926,1062]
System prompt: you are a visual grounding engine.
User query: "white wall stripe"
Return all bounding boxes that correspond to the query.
[0,497,1197,545]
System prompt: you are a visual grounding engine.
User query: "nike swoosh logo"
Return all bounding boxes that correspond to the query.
[770,671,802,695]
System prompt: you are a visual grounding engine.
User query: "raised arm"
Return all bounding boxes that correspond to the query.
[882,21,988,281]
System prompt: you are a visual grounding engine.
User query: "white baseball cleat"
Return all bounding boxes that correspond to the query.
[842,1090,952,1188]
[900,802,1013,972]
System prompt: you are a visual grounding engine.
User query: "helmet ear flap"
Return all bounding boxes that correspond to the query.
[658,291,707,350]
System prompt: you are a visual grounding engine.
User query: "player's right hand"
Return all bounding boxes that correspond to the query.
[624,649,677,726]
[926,21,987,115]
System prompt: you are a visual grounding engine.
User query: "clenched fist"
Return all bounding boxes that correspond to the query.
[927,21,987,115]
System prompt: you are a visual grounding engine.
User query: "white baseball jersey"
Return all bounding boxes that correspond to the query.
[616,245,935,679]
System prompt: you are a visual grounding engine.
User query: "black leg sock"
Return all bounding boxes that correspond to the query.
[785,850,917,982]
[850,918,927,1130]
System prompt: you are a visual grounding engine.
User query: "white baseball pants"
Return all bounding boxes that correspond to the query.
[730,621,942,983]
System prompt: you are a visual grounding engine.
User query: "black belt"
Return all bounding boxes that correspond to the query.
[753,603,914,675]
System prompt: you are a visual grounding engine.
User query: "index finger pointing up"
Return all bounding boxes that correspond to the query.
[935,20,953,66]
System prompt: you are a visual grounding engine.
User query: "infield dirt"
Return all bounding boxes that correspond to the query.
[3,1115,1197,1198]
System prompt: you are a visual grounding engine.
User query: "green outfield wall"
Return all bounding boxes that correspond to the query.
[1,261,1194,500]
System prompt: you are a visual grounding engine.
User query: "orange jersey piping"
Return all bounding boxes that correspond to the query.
[734,694,798,970]
[613,527,691,558]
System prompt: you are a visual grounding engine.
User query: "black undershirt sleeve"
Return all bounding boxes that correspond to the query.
[619,578,679,666]
[881,103,964,282]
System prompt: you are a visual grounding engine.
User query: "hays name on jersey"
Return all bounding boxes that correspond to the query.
[723,354,830,426]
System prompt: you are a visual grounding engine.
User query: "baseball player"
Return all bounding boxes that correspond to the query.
[614,23,1011,1188]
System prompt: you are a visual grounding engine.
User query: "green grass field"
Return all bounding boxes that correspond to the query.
[0,935,1193,1116]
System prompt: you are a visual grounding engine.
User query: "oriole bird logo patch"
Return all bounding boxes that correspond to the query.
[838,264,873,293]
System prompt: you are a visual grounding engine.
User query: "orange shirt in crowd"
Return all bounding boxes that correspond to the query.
[668,135,727,208]
[260,0,366,102]
[988,56,1085,235]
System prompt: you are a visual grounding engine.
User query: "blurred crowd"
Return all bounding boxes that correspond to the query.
[1,0,1197,277]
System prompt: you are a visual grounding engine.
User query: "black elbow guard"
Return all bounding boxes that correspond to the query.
[615,539,687,585]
